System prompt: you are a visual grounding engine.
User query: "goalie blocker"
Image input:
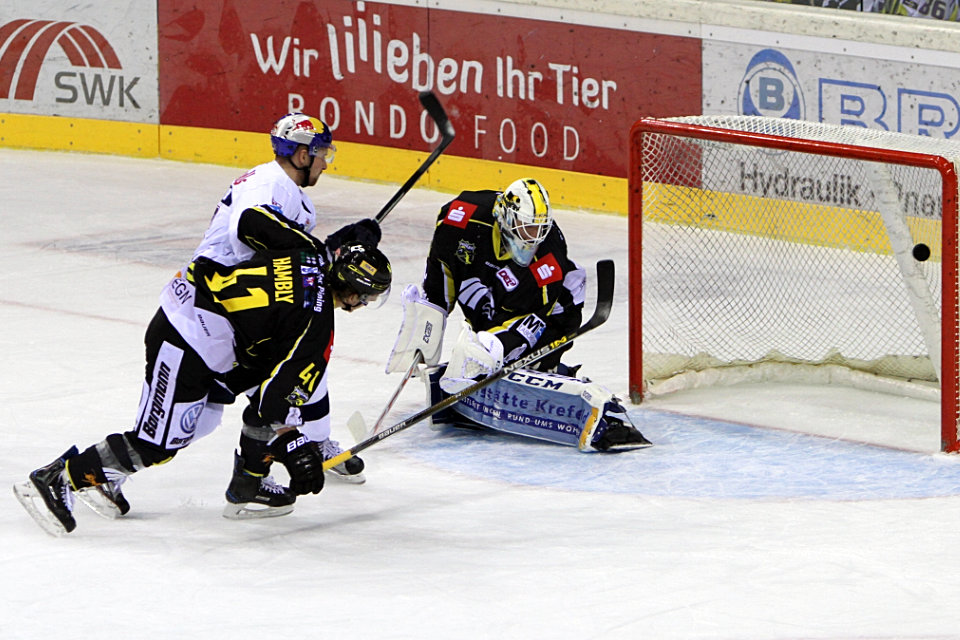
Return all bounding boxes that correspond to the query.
[423,364,650,452]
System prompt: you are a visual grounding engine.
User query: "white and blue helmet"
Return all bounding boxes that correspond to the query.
[270,113,335,162]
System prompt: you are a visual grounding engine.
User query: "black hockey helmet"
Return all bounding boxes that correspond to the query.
[330,243,392,307]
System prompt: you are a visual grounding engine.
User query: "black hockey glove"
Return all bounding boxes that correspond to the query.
[268,430,325,495]
[325,218,382,253]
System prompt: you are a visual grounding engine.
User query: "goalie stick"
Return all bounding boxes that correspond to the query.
[375,91,456,223]
[324,259,615,472]
[346,351,423,442]
[344,93,453,438]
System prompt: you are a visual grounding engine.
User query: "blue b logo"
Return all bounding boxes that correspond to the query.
[739,49,805,120]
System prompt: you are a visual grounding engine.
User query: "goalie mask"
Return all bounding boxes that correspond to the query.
[330,243,392,309]
[270,113,336,164]
[493,178,553,267]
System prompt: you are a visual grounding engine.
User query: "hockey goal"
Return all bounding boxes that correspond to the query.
[628,115,960,452]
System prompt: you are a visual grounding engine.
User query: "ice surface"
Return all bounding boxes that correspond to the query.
[2,149,959,639]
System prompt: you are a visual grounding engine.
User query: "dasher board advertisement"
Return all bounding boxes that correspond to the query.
[158,0,701,179]
[703,39,960,138]
[701,38,960,210]
[0,1,158,122]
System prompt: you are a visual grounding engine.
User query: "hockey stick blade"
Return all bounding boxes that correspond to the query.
[323,260,615,471]
[346,410,368,442]
[419,91,456,141]
[375,91,456,223]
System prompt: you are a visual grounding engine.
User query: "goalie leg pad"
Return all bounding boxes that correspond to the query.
[423,365,487,431]
[427,367,640,450]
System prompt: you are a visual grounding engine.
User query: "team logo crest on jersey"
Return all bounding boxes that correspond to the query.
[530,253,562,286]
[286,386,310,407]
[443,200,476,228]
[496,266,520,291]
[456,240,475,265]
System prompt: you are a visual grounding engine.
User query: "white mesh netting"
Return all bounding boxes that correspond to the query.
[636,115,959,400]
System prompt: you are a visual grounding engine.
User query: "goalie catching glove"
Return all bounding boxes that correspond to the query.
[439,323,504,394]
[268,430,325,495]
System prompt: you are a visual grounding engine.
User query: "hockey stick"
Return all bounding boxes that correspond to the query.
[344,93,453,435]
[375,91,456,223]
[324,259,615,471]
[346,351,423,442]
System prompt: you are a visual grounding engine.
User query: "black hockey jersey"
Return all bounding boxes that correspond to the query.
[186,249,334,426]
[422,189,586,364]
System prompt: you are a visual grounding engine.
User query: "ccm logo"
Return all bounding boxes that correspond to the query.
[286,435,308,452]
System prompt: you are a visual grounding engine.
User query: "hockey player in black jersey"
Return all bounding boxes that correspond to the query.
[387,178,650,452]
[13,242,391,536]
[425,177,582,371]
[194,114,378,510]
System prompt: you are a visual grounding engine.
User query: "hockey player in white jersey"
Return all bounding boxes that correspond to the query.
[194,113,381,517]
[193,113,334,266]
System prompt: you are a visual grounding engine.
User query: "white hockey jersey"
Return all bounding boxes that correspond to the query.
[191,160,318,267]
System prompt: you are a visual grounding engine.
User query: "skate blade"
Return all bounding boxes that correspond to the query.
[222,502,295,520]
[12,482,68,537]
[603,441,654,453]
[75,487,122,520]
[325,469,366,485]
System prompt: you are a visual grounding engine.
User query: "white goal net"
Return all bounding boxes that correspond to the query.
[629,115,960,452]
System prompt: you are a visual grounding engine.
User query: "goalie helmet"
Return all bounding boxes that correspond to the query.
[270,113,335,162]
[493,178,553,266]
[330,243,392,307]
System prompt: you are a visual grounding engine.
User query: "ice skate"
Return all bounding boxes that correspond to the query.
[319,438,366,484]
[223,453,296,520]
[13,446,79,536]
[76,472,131,520]
[591,404,652,452]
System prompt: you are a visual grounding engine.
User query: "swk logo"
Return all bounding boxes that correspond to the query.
[0,18,140,107]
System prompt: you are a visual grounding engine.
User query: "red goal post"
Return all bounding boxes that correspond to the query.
[628,115,960,452]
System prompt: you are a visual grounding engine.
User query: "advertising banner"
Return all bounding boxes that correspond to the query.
[703,41,960,138]
[702,40,960,211]
[158,0,701,179]
[0,1,158,122]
